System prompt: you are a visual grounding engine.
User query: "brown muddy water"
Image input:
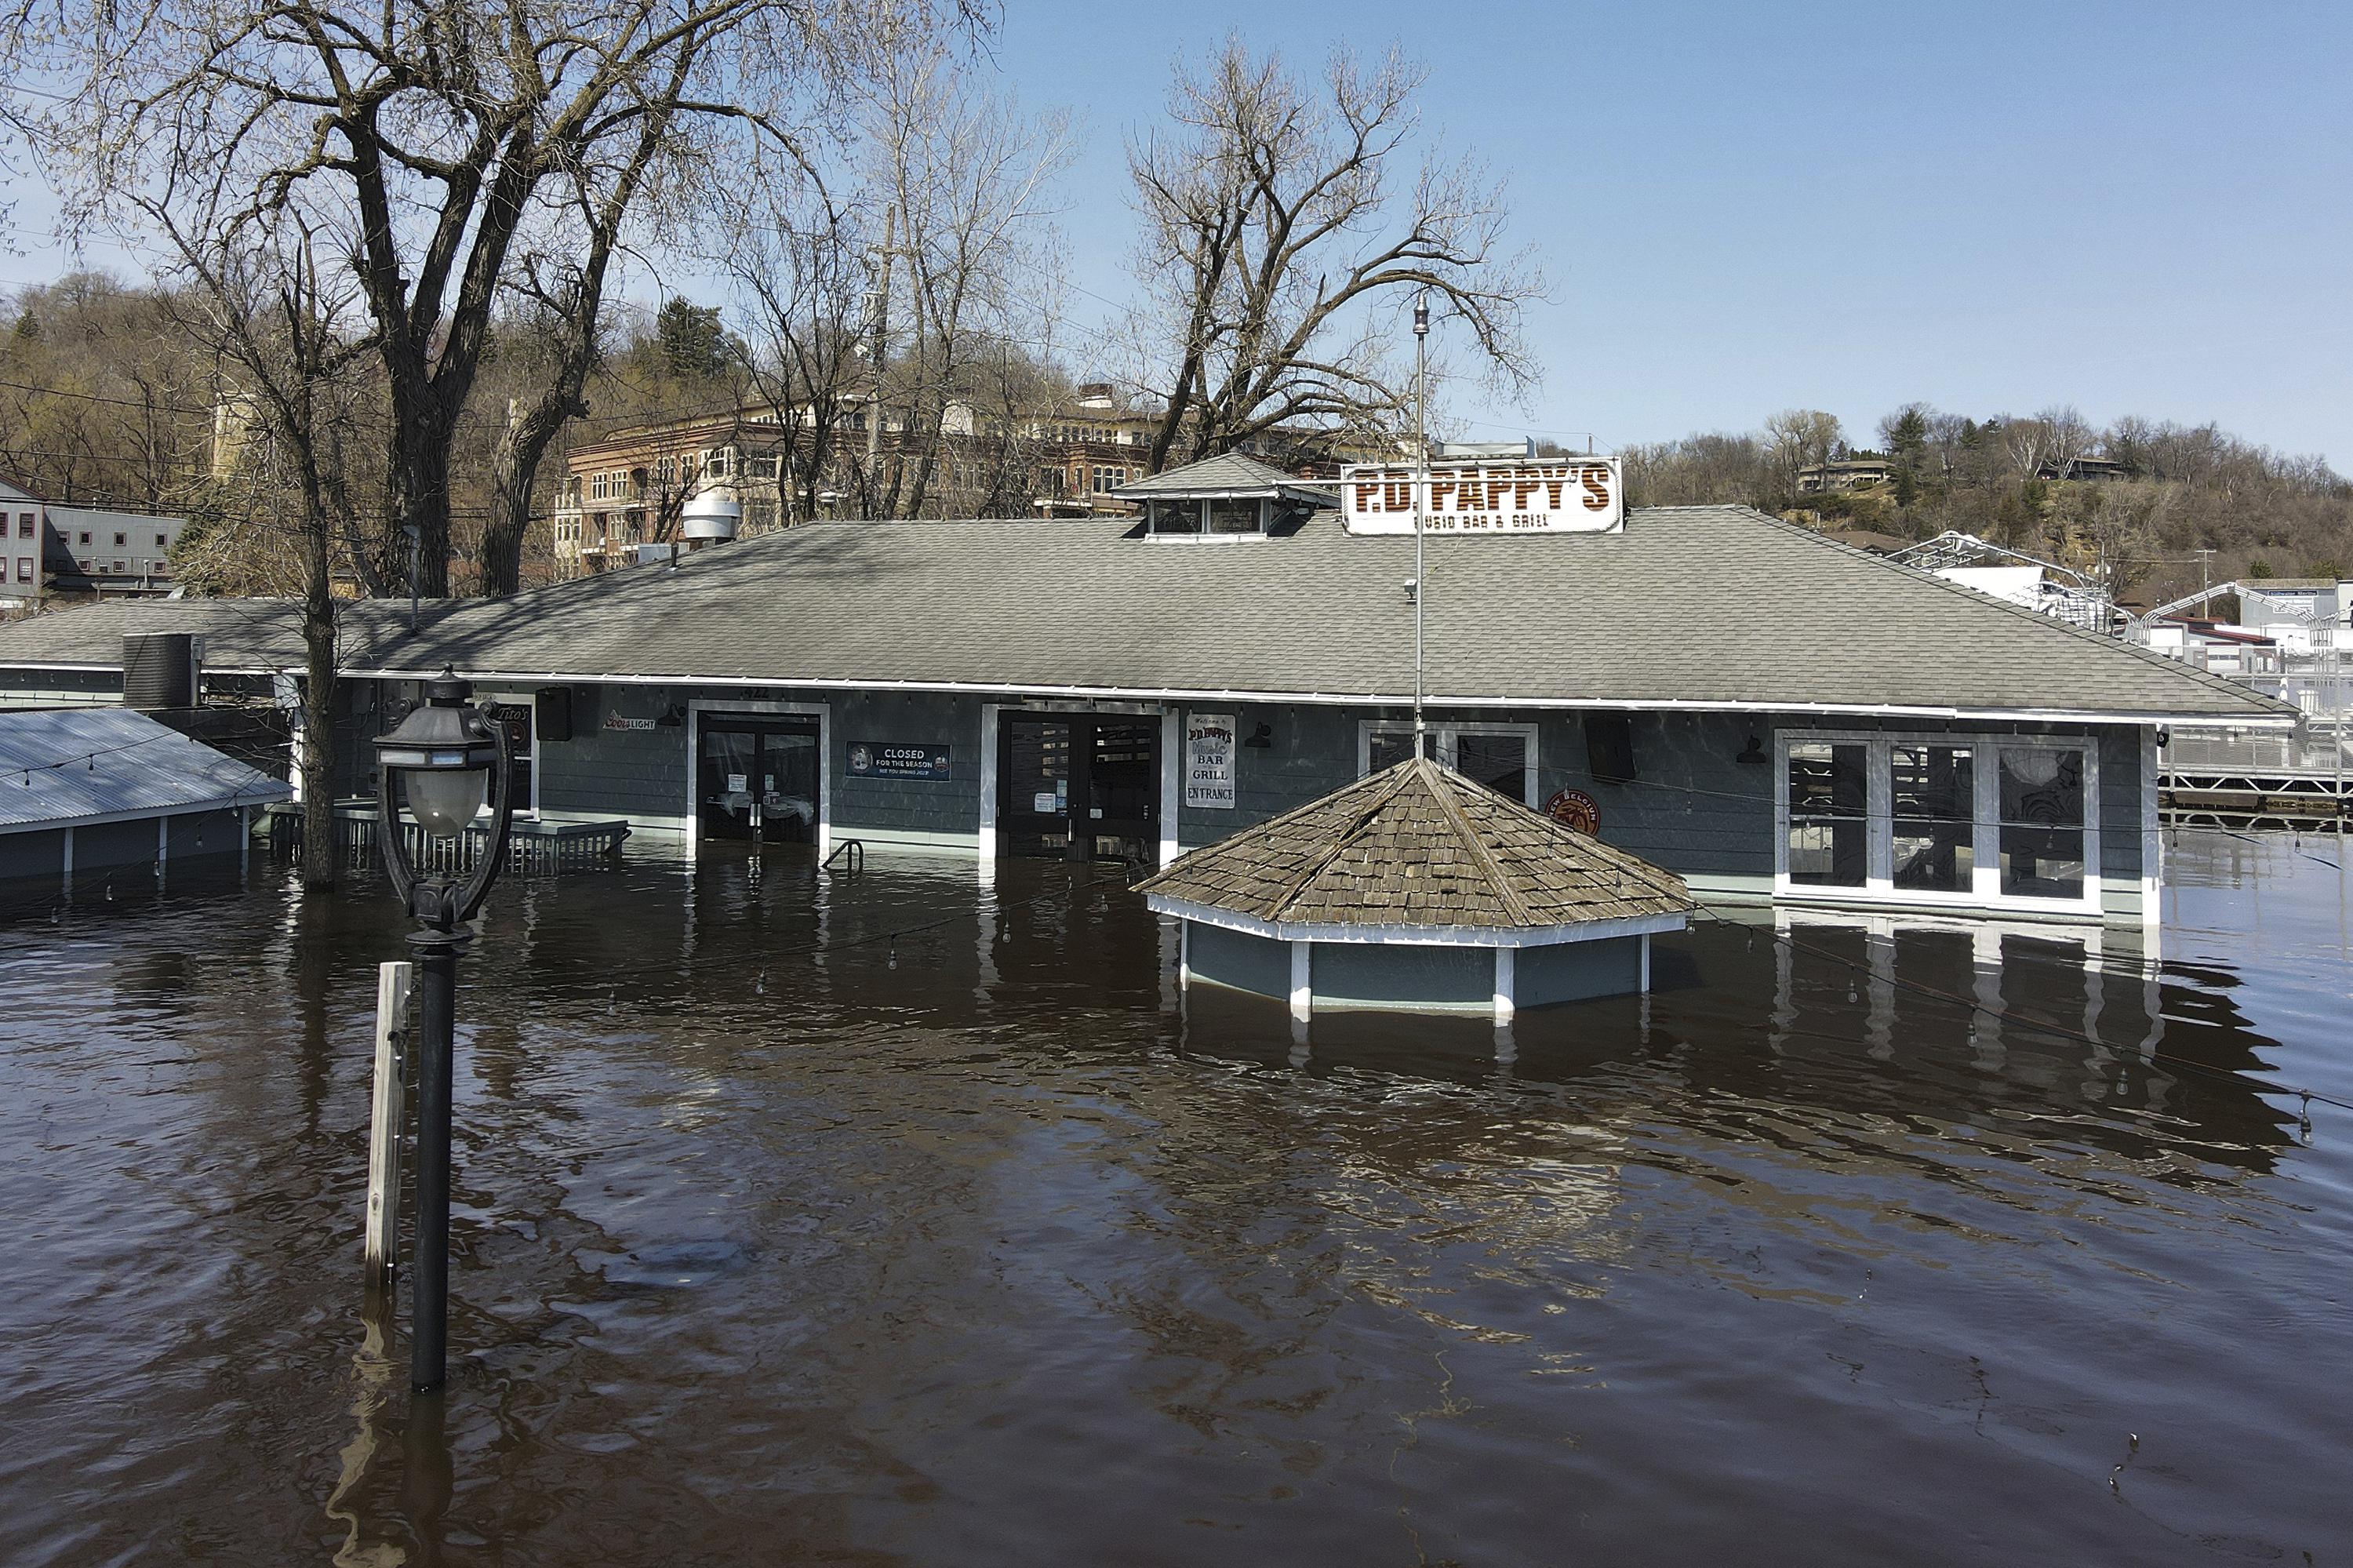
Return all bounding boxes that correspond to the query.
[3,828,2350,1566]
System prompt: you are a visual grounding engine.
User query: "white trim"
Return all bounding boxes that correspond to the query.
[1149,895,1688,948]
[685,697,831,860]
[1358,719,1540,806]
[1158,708,1180,868]
[324,666,2296,730]
[977,703,1000,866]
[0,793,290,835]
[2140,727,2162,940]
[1775,727,2103,916]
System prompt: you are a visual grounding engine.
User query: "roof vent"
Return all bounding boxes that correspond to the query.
[681,486,741,542]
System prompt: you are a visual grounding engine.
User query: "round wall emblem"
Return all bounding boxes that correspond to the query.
[1544,788,1599,835]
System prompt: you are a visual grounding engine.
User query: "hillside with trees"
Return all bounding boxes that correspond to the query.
[1624,404,2352,605]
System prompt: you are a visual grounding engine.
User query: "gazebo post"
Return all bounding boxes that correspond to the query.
[1641,932,1653,993]
[1287,940,1312,1023]
[1493,945,1516,1024]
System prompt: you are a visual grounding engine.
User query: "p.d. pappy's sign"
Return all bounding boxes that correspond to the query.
[1340,457,1623,536]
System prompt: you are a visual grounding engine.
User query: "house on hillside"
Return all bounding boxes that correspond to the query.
[1,478,187,614]
[0,453,2293,929]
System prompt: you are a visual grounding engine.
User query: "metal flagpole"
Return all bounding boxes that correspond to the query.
[1413,296,1429,758]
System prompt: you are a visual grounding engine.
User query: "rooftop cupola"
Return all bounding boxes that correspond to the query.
[1113,453,1339,538]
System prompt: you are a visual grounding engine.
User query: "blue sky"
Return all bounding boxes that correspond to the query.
[987,0,2353,464]
[7,1,2347,464]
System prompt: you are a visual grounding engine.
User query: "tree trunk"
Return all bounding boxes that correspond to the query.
[478,387,586,595]
[391,402,456,598]
[299,545,338,890]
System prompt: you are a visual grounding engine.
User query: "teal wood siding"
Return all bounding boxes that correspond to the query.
[1518,935,1643,1007]
[1311,942,1493,1009]
[536,685,691,824]
[1187,921,1289,999]
[829,691,982,845]
[0,825,65,883]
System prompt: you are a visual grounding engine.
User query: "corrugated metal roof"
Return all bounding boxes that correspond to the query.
[0,504,2293,722]
[1138,755,1693,930]
[0,708,290,831]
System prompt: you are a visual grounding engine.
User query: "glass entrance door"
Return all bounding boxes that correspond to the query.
[698,715,820,846]
[998,713,1158,861]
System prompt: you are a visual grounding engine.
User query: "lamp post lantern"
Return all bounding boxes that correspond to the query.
[373,667,515,1392]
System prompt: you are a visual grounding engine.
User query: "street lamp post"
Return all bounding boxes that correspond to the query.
[373,667,515,1393]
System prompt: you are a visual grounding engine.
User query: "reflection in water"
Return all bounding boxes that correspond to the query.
[0,832,2348,1565]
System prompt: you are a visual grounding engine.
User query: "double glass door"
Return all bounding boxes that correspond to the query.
[998,713,1159,861]
[698,715,820,846]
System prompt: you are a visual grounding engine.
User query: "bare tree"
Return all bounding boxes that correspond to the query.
[861,38,1070,518]
[1126,38,1543,471]
[719,178,872,523]
[1764,408,1842,500]
[165,220,375,887]
[20,0,960,597]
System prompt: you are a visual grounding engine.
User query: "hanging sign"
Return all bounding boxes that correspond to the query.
[849,742,952,781]
[603,714,660,733]
[1185,714,1238,809]
[1544,788,1600,835]
[1340,457,1623,536]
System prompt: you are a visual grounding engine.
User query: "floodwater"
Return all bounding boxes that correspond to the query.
[3,828,2350,1566]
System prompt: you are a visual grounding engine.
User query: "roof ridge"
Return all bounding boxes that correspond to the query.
[1256,762,1423,920]
[1420,762,1539,926]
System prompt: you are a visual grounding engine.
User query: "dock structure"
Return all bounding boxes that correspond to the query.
[2160,729,2351,820]
[1139,756,1693,1024]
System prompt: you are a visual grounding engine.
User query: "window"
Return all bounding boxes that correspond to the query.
[112,559,126,573]
[484,697,539,817]
[1776,731,2097,910]
[1999,748,2085,899]
[78,531,90,545]
[155,533,169,548]
[15,513,31,537]
[1786,742,1867,886]
[14,557,30,582]
[1359,722,1539,806]
[114,532,127,548]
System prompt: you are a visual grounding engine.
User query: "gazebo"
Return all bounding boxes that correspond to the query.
[1137,756,1693,1024]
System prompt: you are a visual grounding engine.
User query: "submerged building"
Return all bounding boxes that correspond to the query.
[0,455,2295,927]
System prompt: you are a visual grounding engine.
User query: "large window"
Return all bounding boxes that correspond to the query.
[1359,722,1539,805]
[1146,497,1270,536]
[1776,731,2098,911]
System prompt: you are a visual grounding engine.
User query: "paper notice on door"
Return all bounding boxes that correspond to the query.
[727,773,748,792]
[1033,791,1058,813]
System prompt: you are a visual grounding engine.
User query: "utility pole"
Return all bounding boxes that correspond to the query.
[865,203,894,520]
[1412,294,1429,758]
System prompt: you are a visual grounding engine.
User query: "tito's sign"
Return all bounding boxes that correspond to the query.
[1340,457,1623,536]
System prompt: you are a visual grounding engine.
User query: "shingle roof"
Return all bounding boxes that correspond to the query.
[0,504,2289,723]
[1113,452,1339,504]
[0,707,290,831]
[1137,755,1693,931]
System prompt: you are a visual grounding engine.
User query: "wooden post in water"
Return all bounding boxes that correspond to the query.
[365,961,414,1290]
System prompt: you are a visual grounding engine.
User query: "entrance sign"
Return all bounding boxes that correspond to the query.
[1340,457,1623,536]
[849,742,952,781]
[1185,714,1237,809]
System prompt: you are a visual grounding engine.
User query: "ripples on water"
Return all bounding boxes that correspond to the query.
[2,828,2348,1565]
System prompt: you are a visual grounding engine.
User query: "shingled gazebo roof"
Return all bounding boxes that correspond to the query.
[1137,756,1693,933]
